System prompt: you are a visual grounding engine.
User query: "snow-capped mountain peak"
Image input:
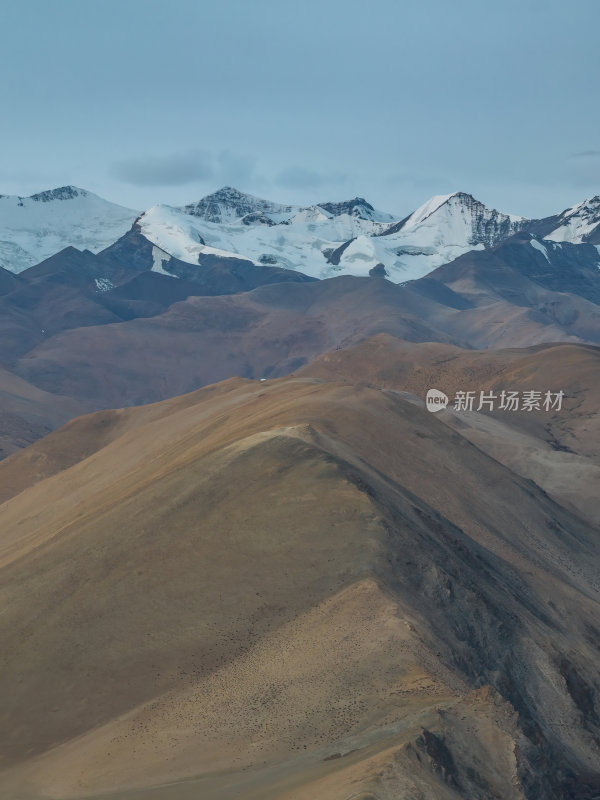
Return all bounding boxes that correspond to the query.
[316,197,396,223]
[385,191,526,247]
[400,192,458,228]
[0,186,139,273]
[178,188,397,227]
[545,196,600,244]
[0,185,92,206]
[136,187,398,276]
[179,186,297,224]
[27,185,89,203]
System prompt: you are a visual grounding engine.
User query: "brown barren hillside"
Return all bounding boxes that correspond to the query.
[1,374,600,799]
[299,334,600,451]
[10,276,452,409]
[299,334,600,525]
[0,366,90,459]
[4,252,600,460]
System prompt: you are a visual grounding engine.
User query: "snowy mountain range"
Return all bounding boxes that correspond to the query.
[0,187,138,273]
[135,188,534,281]
[1,184,599,282]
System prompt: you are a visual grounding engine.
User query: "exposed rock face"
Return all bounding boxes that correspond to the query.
[455,192,528,246]
[29,185,83,202]
[318,196,392,221]
[326,237,356,265]
[382,192,528,247]
[181,186,295,223]
[369,262,388,277]
[241,210,276,226]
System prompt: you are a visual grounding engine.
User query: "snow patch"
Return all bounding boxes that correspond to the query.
[151,245,175,276]
[530,239,550,261]
[94,277,114,292]
[139,205,259,266]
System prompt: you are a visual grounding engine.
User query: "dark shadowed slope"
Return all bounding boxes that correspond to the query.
[10,276,452,408]
[406,234,600,348]
[0,366,90,459]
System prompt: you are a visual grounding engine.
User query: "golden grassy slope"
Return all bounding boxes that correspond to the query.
[1,374,600,799]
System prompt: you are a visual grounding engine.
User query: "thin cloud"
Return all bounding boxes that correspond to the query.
[276,166,348,191]
[109,149,262,189]
[109,150,214,186]
[561,150,600,188]
[570,150,600,159]
[216,151,258,186]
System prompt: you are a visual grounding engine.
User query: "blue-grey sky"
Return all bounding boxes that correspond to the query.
[2,0,599,218]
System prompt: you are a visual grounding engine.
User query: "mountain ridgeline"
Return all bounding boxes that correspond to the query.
[2,184,600,281]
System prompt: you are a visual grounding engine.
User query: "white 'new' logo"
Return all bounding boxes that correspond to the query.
[426,389,448,413]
